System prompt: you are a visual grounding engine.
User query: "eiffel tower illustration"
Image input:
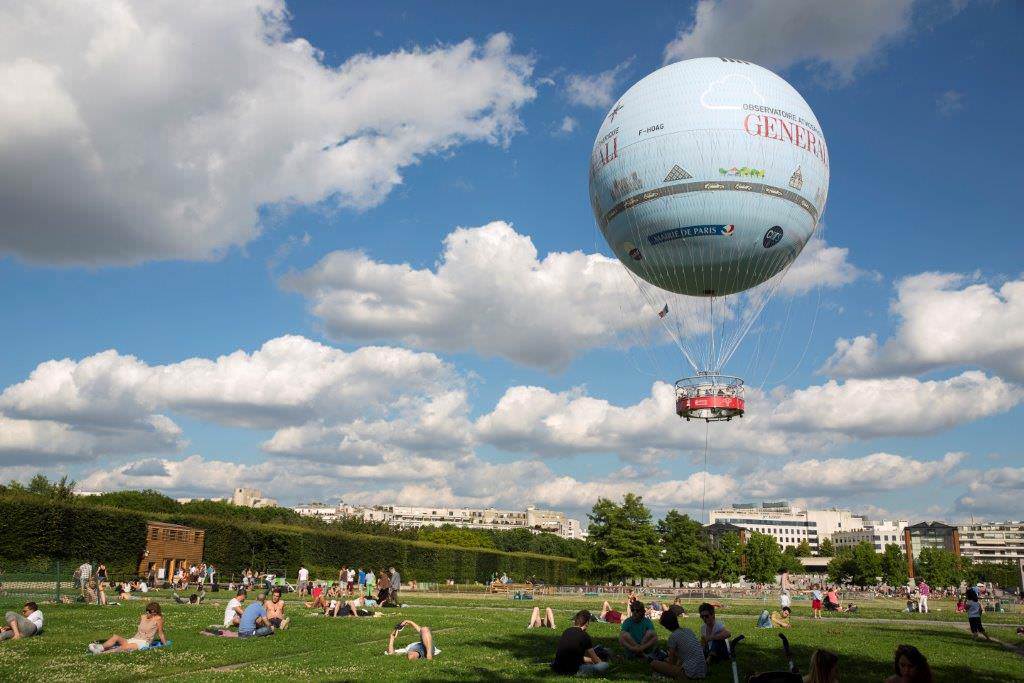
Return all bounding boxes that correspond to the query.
[663,165,693,182]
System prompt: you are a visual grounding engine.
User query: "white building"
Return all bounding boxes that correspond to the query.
[232,487,278,508]
[709,501,863,553]
[294,501,584,540]
[958,521,1024,564]
[832,519,909,553]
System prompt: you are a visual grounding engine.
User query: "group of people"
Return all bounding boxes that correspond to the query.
[297,564,401,606]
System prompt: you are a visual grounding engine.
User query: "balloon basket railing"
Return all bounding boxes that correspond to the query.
[675,373,745,422]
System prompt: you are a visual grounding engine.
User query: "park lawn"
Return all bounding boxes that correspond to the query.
[0,595,1020,682]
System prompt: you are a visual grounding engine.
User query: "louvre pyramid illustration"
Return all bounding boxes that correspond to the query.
[663,165,693,182]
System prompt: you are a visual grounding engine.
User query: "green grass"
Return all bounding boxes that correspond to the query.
[0,593,1020,681]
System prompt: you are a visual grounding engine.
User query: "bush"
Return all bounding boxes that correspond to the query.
[0,494,576,584]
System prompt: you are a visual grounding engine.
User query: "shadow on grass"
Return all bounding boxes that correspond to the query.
[862,625,1024,682]
[458,630,901,682]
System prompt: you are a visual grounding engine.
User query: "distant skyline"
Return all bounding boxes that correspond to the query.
[1,0,1022,524]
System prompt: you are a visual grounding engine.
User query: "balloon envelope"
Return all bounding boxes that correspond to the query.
[590,57,829,297]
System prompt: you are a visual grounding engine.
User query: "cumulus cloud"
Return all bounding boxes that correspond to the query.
[823,273,1024,382]
[286,222,862,371]
[557,116,578,135]
[771,371,1022,438]
[0,414,183,466]
[283,221,646,370]
[745,451,966,498]
[664,0,914,83]
[0,335,467,465]
[0,2,535,265]
[953,465,1024,518]
[936,89,965,116]
[565,60,632,108]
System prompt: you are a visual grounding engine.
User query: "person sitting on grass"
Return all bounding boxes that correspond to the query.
[264,588,290,629]
[619,600,658,658]
[88,602,165,653]
[0,602,43,641]
[596,600,622,624]
[551,610,608,676]
[236,595,275,638]
[824,587,842,612]
[387,620,435,660]
[698,603,731,665]
[884,644,933,683]
[650,609,706,680]
[528,606,556,629]
[224,588,246,627]
[668,597,687,618]
[803,649,839,683]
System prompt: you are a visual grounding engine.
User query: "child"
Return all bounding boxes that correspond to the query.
[965,588,992,641]
[811,585,823,620]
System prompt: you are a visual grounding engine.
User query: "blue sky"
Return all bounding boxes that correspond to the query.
[1,0,1021,523]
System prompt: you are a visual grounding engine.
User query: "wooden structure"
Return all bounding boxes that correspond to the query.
[490,581,553,596]
[138,521,205,584]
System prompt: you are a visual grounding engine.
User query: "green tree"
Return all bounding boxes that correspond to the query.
[657,510,711,585]
[708,532,742,583]
[794,539,812,557]
[88,489,180,513]
[819,538,835,557]
[848,541,882,586]
[744,532,783,583]
[584,494,661,584]
[916,548,964,587]
[780,546,804,574]
[827,549,854,584]
[880,543,908,586]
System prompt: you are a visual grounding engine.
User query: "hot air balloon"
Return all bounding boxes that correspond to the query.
[589,57,829,421]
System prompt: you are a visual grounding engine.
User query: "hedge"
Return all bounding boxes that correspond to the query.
[0,495,577,584]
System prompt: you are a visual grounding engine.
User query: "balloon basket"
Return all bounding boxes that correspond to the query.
[675,373,745,422]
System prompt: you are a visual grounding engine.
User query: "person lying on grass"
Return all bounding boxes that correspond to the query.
[771,607,792,628]
[264,588,290,629]
[528,606,556,629]
[88,602,165,653]
[0,602,43,641]
[650,609,706,680]
[387,620,434,660]
[619,600,658,658]
[551,610,608,676]
[595,600,622,624]
[327,595,379,618]
[173,588,205,605]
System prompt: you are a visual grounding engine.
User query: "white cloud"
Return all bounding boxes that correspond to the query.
[557,116,578,134]
[283,221,646,371]
[952,465,1024,518]
[0,2,535,265]
[664,0,914,83]
[745,451,966,498]
[778,236,865,295]
[771,371,1022,438]
[823,273,1024,382]
[475,382,818,459]
[565,60,632,108]
[286,222,862,371]
[0,335,466,465]
[936,89,965,116]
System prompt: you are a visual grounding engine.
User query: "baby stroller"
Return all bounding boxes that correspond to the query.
[746,634,802,683]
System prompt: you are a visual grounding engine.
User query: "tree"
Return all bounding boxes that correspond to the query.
[780,546,804,575]
[744,532,783,583]
[916,548,964,587]
[657,510,711,585]
[819,538,835,557]
[709,532,742,584]
[827,549,854,584]
[794,539,812,557]
[880,543,908,586]
[848,542,882,586]
[584,494,662,583]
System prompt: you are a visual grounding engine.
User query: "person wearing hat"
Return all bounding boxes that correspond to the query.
[619,600,658,657]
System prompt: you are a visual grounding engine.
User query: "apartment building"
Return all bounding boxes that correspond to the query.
[709,501,863,553]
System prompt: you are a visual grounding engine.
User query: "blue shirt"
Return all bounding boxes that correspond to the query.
[358,570,366,585]
[238,602,266,634]
[621,616,654,643]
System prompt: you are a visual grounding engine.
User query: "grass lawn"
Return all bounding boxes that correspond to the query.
[0,592,1020,681]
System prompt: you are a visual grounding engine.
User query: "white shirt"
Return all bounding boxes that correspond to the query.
[78,563,92,579]
[298,568,309,582]
[26,610,44,631]
[139,582,149,592]
[224,598,243,627]
[348,569,355,581]
[701,619,726,640]
[780,593,791,608]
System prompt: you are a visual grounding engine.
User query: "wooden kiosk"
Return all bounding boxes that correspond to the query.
[138,521,205,585]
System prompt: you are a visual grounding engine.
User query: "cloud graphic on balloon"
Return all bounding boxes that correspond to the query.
[700,74,766,110]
